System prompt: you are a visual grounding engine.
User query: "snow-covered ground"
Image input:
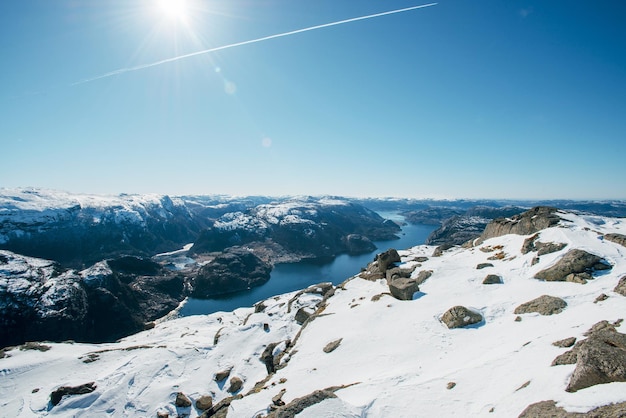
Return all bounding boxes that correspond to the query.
[1,210,625,417]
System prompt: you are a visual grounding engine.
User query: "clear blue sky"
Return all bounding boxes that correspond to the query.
[1,0,625,199]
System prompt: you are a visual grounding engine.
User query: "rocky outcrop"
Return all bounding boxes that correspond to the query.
[534,249,612,283]
[521,233,567,255]
[425,215,491,246]
[477,206,561,244]
[605,233,626,247]
[323,338,343,353]
[388,278,420,301]
[175,392,192,407]
[441,306,483,329]
[50,382,97,406]
[190,248,271,298]
[482,274,503,285]
[551,324,626,393]
[615,276,626,296]
[267,387,353,418]
[360,249,401,281]
[518,400,626,417]
[514,295,567,316]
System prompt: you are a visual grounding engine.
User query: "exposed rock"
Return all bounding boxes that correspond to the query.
[518,400,626,418]
[175,392,192,408]
[214,368,232,382]
[323,338,343,353]
[534,249,612,282]
[199,394,243,418]
[553,337,577,348]
[272,388,287,406]
[425,215,491,247]
[594,294,609,303]
[195,395,213,411]
[521,234,567,255]
[477,206,561,244]
[415,270,433,285]
[261,342,280,374]
[191,248,271,298]
[482,274,503,285]
[566,328,626,392]
[605,233,626,247]
[476,263,494,269]
[294,308,313,325]
[415,256,429,262]
[376,249,401,272]
[446,382,456,390]
[615,276,626,296]
[157,411,169,418]
[267,389,337,418]
[385,266,415,282]
[441,306,483,329]
[50,382,97,406]
[227,376,243,393]
[388,278,420,301]
[514,295,567,316]
[432,244,454,257]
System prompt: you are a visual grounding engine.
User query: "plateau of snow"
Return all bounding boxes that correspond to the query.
[1,211,625,417]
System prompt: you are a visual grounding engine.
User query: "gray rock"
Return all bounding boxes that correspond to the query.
[605,233,626,247]
[175,392,192,408]
[477,206,561,244]
[553,337,577,348]
[441,306,483,329]
[615,276,626,296]
[415,270,433,285]
[386,266,415,282]
[432,244,454,257]
[482,274,503,284]
[376,249,401,272]
[195,395,213,411]
[535,249,611,282]
[514,295,567,316]
[566,328,626,392]
[521,234,567,255]
[267,389,337,418]
[214,367,232,382]
[323,338,343,353]
[518,400,626,417]
[50,382,97,407]
[476,263,494,269]
[294,308,313,325]
[388,278,420,301]
[227,376,243,393]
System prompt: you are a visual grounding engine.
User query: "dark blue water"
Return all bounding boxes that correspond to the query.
[179,219,436,316]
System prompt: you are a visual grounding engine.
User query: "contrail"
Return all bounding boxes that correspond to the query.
[73,3,436,85]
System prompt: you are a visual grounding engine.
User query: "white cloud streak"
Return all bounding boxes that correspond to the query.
[73,3,437,85]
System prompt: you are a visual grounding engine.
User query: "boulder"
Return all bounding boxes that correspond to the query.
[195,395,213,411]
[376,249,401,272]
[514,295,567,316]
[517,400,626,417]
[441,306,483,329]
[615,276,626,296]
[227,376,243,393]
[432,243,454,257]
[50,382,97,406]
[482,274,503,285]
[175,392,192,408]
[214,368,232,382]
[565,327,626,392]
[476,263,494,269]
[323,338,343,353]
[477,206,561,244]
[267,389,337,418]
[521,234,567,255]
[388,278,420,301]
[385,266,415,282]
[415,270,433,285]
[294,308,313,325]
[605,233,626,247]
[534,249,611,283]
[553,337,576,348]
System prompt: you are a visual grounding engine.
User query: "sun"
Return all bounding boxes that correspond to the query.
[157,0,189,21]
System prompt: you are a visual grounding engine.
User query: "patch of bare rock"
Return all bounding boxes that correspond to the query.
[477,206,562,244]
[514,295,567,316]
[534,249,612,283]
[441,306,483,329]
[518,400,626,417]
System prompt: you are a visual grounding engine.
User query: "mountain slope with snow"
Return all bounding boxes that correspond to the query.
[0,209,625,417]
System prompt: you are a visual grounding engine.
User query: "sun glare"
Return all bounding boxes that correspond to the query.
[158,0,188,21]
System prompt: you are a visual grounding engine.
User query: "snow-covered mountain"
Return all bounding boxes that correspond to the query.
[1,208,625,417]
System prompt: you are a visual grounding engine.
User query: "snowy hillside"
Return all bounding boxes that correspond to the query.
[1,209,625,417]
